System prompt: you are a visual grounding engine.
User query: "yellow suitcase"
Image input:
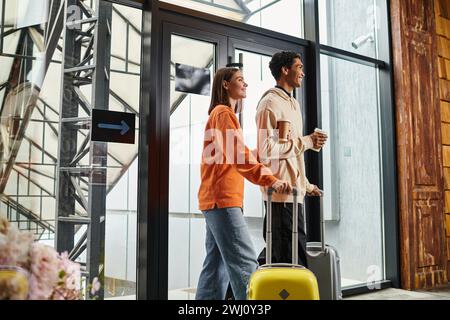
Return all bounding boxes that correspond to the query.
[247,188,320,300]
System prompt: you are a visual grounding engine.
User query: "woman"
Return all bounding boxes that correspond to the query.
[196,67,291,300]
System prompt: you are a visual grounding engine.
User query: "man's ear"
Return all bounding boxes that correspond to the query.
[281,66,289,76]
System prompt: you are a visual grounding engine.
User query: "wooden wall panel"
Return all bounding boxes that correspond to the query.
[435,0,450,288]
[416,201,442,268]
[391,0,448,290]
[442,123,450,145]
[444,146,450,167]
[445,191,450,213]
[444,167,450,189]
[436,0,450,19]
[410,38,438,186]
[441,101,450,122]
[446,214,450,236]
[441,79,450,101]
[406,0,431,32]
[438,58,447,78]
[436,0,450,288]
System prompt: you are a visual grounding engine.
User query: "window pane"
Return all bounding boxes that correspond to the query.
[168,34,215,299]
[160,0,304,38]
[320,54,385,287]
[0,0,142,300]
[235,49,274,263]
[93,3,142,300]
[319,0,386,59]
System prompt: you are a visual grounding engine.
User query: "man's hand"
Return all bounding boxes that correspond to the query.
[271,180,292,194]
[307,184,322,196]
[310,131,328,150]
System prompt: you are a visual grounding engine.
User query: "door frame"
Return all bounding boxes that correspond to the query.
[160,22,226,295]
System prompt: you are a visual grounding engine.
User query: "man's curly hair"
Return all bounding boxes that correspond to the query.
[269,51,302,81]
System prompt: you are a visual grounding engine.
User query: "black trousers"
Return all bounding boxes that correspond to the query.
[258,201,308,267]
[225,201,308,300]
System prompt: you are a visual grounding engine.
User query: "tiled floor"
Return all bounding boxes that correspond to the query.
[345,285,450,300]
[110,285,450,300]
[170,285,450,300]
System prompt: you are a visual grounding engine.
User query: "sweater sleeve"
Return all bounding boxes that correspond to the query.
[215,110,278,187]
[305,177,315,193]
[256,108,312,161]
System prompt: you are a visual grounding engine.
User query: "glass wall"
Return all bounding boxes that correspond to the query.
[168,34,214,299]
[0,0,62,242]
[0,0,142,299]
[320,55,384,286]
[317,0,390,289]
[236,49,273,256]
[104,4,142,299]
[160,0,304,38]
[319,0,386,59]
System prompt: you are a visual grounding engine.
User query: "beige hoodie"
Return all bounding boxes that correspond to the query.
[255,87,315,204]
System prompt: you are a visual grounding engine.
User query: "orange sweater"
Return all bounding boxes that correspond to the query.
[198,105,278,211]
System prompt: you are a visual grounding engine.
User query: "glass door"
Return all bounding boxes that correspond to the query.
[228,38,307,274]
[162,23,227,300]
[162,21,307,300]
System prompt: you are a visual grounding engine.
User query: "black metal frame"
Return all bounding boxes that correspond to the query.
[135,0,399,299]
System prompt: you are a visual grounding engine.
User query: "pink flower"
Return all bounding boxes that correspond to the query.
[0,217,85,300]
[58,252,80,291]
[91,277,101,295]
[28,243,60,300]
[0,221,34,267]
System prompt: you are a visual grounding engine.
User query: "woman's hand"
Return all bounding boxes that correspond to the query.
[271,180,292,194]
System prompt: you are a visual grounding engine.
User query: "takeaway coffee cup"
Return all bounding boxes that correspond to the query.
[312,128,327,152]
[277,120,291,143]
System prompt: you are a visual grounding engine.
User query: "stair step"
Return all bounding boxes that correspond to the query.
[66,17,97,28]
[58,215,91,224]
[64,64,96,73]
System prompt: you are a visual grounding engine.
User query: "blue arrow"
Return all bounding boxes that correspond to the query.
[98,120,130,135]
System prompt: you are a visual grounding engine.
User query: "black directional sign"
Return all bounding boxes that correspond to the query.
[91,109,135,144]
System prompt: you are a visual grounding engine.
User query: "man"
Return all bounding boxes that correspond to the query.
[256,51,327,267]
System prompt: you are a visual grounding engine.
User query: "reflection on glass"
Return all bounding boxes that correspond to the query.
[104,4,142,300]
[320,54,384,287]
[175,63,211,96]
[160,0,304,38]
[1,0,49,56]
[234,50,273,258]
[110,5,141,74]
[168,34,215,299]
[0,0,64,248]
[319,0,386,58]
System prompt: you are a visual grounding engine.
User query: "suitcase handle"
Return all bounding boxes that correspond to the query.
[266,187,299,265]
[303,190,325,253]
[258,263,305,270]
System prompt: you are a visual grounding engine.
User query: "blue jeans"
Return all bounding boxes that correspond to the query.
[195,207,258,300]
